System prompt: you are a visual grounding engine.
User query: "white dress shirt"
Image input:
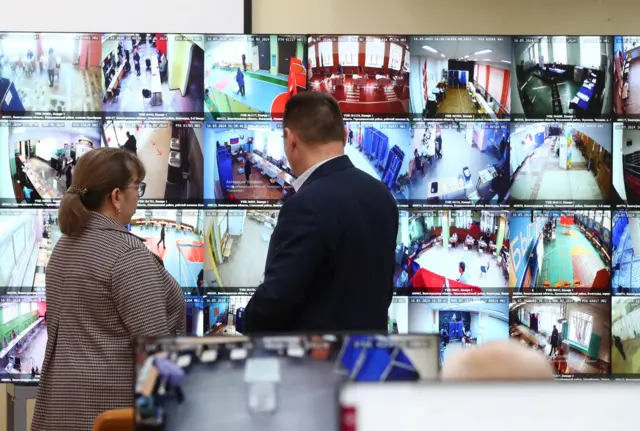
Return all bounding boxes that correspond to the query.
[291,155,342,192]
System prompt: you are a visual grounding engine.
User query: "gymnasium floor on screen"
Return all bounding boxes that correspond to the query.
[131,224,203,288]
[509,137,602,202]
[205,67,288,116]
[204,216,273,288]
[537,224,605,288]
[308,76,410,116]
[412,246,507,289]
[162,358,339,431]
[410,127,501,200]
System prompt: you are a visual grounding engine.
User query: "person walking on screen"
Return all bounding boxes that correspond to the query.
[241,53,247,71]
[121,131,137,154]
[614,335,627,361]
[244,158,253,185]
[243,92,398,333]
[549,325,559,356]
[157,224,166,249]
[154,357,185,403]
[47,48,56,87]
[236,68,245,97]
[457,261,468,284]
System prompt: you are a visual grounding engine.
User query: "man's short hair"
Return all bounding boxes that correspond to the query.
[459,262,466,271]
[283,92,344,145]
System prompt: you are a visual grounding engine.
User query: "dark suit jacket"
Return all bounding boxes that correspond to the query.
[244,155,398,333]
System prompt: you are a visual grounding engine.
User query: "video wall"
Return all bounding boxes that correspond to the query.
[2,34,640,382]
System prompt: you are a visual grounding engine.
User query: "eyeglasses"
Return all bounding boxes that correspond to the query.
[124,182,146,198]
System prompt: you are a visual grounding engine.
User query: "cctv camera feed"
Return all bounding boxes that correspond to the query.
[345,121,410,203]
[204,122,294,205]
[185,296,204,336]
[611,297,640,376]
[0,32,102,117]
[512,36,612,120]
[0,209,59,295]
[388,297,408,334]
[408,296,508,366]
[509,122,613,204]
[510,296,611,378]
[307,35,410,118]
[0,295,46,383]
[611,211,640,294]
[129,210,204,293]
[613,36,640,118]
[0,120,101,206]
[101,119,204,205]
[203,210,278,292]
[101,33,204,118]
[508,210,611,294]
[204,295,251,335]
[409,121,510,204]
[396,210,510,294]
[410,36,513,120]
[134,334,439,431]
[612,122,640,205]
[204,35,307,121]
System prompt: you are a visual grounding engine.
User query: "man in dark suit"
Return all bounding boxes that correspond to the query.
[243,92,398,333]
[122,132,137,154]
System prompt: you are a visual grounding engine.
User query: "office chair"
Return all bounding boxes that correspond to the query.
[92,408,134,431]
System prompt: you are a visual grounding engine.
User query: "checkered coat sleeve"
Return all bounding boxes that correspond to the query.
[31,212,186,431]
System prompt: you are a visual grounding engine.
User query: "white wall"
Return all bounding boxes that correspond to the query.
[0,125,15,200]
[568,123,612,154]
[228,210,246,236]
[10,0,245,33]
[613,124,626,201]
[478,314,508,344]
[408,303,438,333]
[410,55,447,115]
[388,298,409,334]
[612,306,640,341]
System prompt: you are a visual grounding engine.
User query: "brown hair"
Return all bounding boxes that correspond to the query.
[282,92,345,145]
[58,147,145,236]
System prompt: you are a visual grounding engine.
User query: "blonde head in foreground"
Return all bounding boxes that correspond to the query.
[441,339,555,381]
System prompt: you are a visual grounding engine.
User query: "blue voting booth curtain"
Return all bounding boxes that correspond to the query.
[338,335,420,381]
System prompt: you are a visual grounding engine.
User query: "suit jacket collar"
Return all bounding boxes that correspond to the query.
[298,155,353,192]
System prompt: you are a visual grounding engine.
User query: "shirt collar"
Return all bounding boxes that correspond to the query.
[292,156,342,192]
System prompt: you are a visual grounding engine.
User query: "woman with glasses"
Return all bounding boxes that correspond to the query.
[32,147,186,431]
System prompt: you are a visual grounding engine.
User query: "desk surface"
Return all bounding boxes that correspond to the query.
[22,160,56,199]
[428,177,472,199]
[250,153,295,185]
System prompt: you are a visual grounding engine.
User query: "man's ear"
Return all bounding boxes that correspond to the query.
[343,126,348,146]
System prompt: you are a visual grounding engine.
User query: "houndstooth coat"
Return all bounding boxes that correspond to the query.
[32,212,186,431]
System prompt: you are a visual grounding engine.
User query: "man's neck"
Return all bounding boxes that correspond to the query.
[296,144,344,176]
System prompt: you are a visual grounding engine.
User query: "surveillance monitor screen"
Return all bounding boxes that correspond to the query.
[0,295,46,384]
[612,211,640,294]
[0,32,102,117]
[613,36,640,119]
[396,210,510,294]
[185,296,204,336]
[388,297,408,334]
[129,210,204,294]
[0,120,101,206]
[409,122,510,204]
[611,297,640,377]
[510,296,611,379]
[203,210,278,293]
[307,35,410,119]
[407,296,508,367]
[204,122,294,205]
[345,121,410,204]
[204,295,251,336]
[0,209,59,295]
[101,33,205,119]
[134,334,439,431]
[410,36,513,120]
[509,210,612,294]
[612,122,640,205]
[512,36,612,120]
[204,35,307,121]
[509,122,612,205]
[101,119,204,206]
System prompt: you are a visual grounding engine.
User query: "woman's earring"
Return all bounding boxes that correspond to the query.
[116,208,121,214]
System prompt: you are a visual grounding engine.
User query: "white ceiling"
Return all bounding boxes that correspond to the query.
[410,37,513,65]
